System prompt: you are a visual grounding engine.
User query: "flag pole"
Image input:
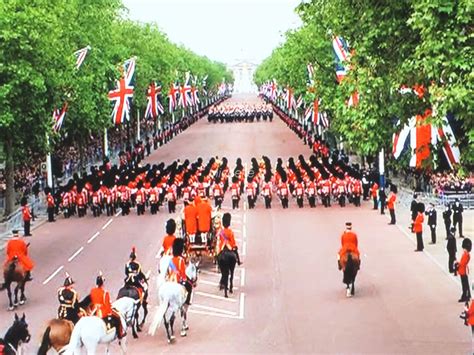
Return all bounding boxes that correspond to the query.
[46,133,53,188]
[137,108,140,141]
[379,148,385,189]
[104,128,109,158]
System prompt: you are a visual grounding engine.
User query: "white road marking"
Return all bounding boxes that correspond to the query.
[243,227,247,240]
[239,292,245,319]
[67,247,84,262]
[243,213,247,224]
[240,268,246,287]
[242,241,247,256]
[199,279,239,290]
[235,237,243,243]
[188,309,239,319]
[101,218,113,230]
[191,304,237,316]
[194,291,237,302]
[43,265,64,285]
[115,210,122,217]
[233,229,242,234]
[87,232,100,244]
[145,270,151,279]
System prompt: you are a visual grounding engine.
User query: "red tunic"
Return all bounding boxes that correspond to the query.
[162,235,176,255]
[5,238,34,271]
[216,228,237,254]
[458,250,470,276]
[90,287,113,318]
[168,256,186,283]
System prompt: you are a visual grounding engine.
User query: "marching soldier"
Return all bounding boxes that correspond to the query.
[57,273,80,324]
[46,188,56,222]
[21,197,32,237]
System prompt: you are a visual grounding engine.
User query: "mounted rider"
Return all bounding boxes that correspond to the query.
[158,219,177,257]
[168,238,193,305]
[216,213,242,265]
[124,247,148,300]
[4,230,34,282]
[89,272,124,339]
[338,222,360,270]
[57,273,81,324]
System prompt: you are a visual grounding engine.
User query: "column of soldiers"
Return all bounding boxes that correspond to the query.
[208,103,273,123]
[48,153,365,219]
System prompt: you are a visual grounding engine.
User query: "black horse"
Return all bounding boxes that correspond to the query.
[343,253,360,297]
[0,313,30,355]
[117,279,148,334]
[217,249,237,298]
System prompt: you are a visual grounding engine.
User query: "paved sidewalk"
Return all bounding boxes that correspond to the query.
[374,188,473,295]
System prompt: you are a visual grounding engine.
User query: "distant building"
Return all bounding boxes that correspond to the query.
[229,60,258,93]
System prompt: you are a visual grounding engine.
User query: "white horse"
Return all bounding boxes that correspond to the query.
[148,255,197,343]
[64,296,139,355]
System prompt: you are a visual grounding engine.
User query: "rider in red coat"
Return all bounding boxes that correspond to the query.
[4,230,34,281]
[338,222,360,270]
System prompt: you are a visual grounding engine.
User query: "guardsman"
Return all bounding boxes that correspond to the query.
[77,189,86,218]
[246,177,257,209]
[306,179,316,208]
[216,213,242,265]
[338,222,360,270]
[387,186,397,225]
[159,219,177,257]
[57,273,80,324]
[46,188,56,222]
[278,178,289,209]
[212,179,224,209]
[413,202,425,252]
[21,197,32,237]
[230,177,240,210]
[457,238,471,302]
[168,238,193,305]
[262,176,272,209]
[294,179,305,208]
[125,247,147,295]
[90,272,124,339]
[4,230,34,281]
[370,182,379,210]
[166,183,177,214]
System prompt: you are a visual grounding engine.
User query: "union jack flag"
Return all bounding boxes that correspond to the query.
[286,87,295,112]
[332,35,359,107]
[52,102,68,132]
[304,99,329,128]
[74,46,91,69]
[307,63,315,86]
[108,58,136,125]
[168,83,179,112]
[178,82,192,108]
[295,95,303,109]
[145,82,164,119]
[190,86,200,106]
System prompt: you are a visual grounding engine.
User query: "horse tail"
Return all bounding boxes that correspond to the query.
[37,326,51,355]
[148,298,169,336]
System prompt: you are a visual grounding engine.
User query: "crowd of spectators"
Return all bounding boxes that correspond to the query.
[430,172,473,195]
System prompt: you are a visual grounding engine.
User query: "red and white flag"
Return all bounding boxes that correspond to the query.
[145,82,164,119]
[74,45,91,69]
[168,83,179,112]
[52,102,68,132]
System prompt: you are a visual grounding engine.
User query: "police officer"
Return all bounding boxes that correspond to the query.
[425,202,437,244]
[57,273,80,324]
[452,198,464,238]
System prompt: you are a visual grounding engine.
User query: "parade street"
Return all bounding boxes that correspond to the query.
[0,94,469,354]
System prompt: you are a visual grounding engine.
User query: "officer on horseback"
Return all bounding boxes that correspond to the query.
[338,222,360,270]
[124,247,148,297]
[57,273,80,324]
[216,213,242,265]
[89,272,124,340]
[4,230,34,282]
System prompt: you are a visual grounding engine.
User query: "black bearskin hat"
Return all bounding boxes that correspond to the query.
[417,202,425,213]
[222,212,231,228]
[96,272,104,286]
[172,238,184,257]
[462,238,472,252]
[166,219,176,235]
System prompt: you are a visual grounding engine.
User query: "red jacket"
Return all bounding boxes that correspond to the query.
[387,193,397,209]
[168,256,186,283]
[90,287,113,318]
[22,206,31,222]
[413,213,424,233]
[458,250,470,276]
[339,231,360,259]
[5,238,34,271]
[216,228,237,254]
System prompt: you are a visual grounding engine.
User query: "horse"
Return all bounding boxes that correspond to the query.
[117,278,148,334]
[1,258,27,310]
[37,319,74,355]
[341,252,360,297]
[0,313,31,355]
[217,248,237,298]
[64,297,139,355]
[148,255,197,343]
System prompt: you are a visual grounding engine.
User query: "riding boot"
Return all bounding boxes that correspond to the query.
[234,249,242,265]
[25,271,33,281]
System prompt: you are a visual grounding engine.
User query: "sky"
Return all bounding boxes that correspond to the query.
[122,0,302,66]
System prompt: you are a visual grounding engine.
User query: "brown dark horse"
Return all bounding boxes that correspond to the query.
[1,257,27,310]
[341,252,360,298]
[37,319,74,355]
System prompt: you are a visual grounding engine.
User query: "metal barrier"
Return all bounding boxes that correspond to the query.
[1,194,46,238]
[440,192,474,209]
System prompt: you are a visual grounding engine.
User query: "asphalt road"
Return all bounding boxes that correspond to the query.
[0,94,470,354]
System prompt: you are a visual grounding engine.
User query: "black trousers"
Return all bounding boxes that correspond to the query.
[308,196,316,208]
[453,216,463,237]
[389,209,396,224]
[373,197,378,209]
[47,207,55,222]
[380,201,385,214]
[416,232,424,251]
[461,274,470,300]
[168,201,176,213]
[444,221,451,239]
[429,225,436,243]
[232,197,239,209]
[23,220,30,236]
[296,196,303,208]
[264,196,271,209]
[281,197,288,209]
[448,252,456,273]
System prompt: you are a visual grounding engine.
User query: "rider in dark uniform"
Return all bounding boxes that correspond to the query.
[57,274,80,324]
[125,247,148,294]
